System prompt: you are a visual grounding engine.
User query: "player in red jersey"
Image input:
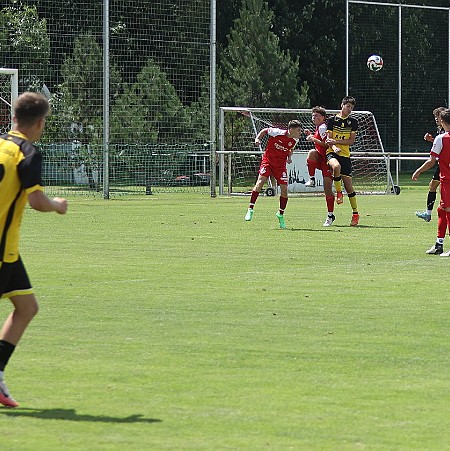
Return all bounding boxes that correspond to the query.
[304,106,335,226]
[415,107,445,222]
[245,120,302,229]
[412,108,450,256]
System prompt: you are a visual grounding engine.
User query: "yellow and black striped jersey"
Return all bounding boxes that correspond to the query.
[0,131,43,263]
[326,114,358,158]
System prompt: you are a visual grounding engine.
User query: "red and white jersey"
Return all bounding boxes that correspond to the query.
[314,123,327,157]
[430,132,450,182]
[262,128,298,166]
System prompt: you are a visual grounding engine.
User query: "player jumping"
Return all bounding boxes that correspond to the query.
[304,106,336,226]
[244,120,302,229]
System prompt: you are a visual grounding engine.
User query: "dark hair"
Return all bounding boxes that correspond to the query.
[311,106,326,117]
[288,119,302,129]
[341,96,356,107]
[440,109,450,125]
[14,92,50,127]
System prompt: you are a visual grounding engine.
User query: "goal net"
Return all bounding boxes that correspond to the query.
[217,107,396,196]
[0,69,18,135]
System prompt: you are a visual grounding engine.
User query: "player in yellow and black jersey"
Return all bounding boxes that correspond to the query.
[325,96,360,226]
[0,92,68,407]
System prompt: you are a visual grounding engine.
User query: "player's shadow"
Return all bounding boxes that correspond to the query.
[289,224,403,231]
[0,407,162,424]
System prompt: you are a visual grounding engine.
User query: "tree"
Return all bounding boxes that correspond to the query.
[0,4,51,92]
[219,0,308,108]
[110,58,190,144]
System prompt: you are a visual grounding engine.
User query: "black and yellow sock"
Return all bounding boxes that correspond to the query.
[333,176,342,192]
[348,191,358,213]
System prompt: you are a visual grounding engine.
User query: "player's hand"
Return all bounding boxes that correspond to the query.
[424,133,434,142]
[53,197,68,214]
[304,129,311,136]
[287,156,292,164]
[305,134,314,142]
[411,171,420,181]
[254,138,261,147]
[325,138,336,145]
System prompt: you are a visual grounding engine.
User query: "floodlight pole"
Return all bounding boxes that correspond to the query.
[210,0,217,197]
[103,0,110,199]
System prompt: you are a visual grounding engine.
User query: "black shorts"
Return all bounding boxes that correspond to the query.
[432,165,440,181]
[0,258,33,299]
[326,153,353,177]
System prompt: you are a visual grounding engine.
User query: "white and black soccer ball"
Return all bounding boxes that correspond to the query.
[367,54,383,72]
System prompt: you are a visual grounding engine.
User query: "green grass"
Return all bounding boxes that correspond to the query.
[2,183,450,450]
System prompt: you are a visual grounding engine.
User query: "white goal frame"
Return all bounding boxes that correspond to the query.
[216,106,397,197]
[0,68,19,129]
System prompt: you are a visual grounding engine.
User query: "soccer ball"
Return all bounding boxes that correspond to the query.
[367,54,383,71]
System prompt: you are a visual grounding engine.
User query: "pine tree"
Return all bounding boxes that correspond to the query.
[219,0,309,108]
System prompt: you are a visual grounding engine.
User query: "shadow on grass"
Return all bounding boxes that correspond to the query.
[288,224,404,231]
[0,408,162,424]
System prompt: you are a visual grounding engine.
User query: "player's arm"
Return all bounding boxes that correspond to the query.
[28,189,68,214]
[412,156,437,180]
[424,133,434,142]
[254,128,269,147]
[305,133,328,148]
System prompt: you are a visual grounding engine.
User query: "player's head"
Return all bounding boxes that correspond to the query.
[13,92,50,141]
[287,119,302,138]
[439,109,450,127]
[311,106,326,125]
[433,107,446,126]
[340,96,356,117]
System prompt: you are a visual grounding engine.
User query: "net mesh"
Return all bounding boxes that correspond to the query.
[348,1,449,163]
[0,0,211,196]
[219,108,394,195]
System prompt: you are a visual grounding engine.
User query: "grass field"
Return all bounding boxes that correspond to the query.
[2,182,450,450]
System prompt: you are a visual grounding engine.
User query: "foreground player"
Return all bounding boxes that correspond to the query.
[304,107,336,226]
[0,92,68,407]
[244,120,302,229]
[325,96,359,226]
[415,107,445,222]
[412,108,450,255]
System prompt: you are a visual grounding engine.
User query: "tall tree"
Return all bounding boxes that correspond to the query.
[0,4,51,91]
[219,0,308,108]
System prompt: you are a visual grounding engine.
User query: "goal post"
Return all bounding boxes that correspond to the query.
[216,106,396,197]
[0,68,19,134]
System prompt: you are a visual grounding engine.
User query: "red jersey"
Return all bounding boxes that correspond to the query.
[430,132,450,182]
[314,123,327,157]
[262,128,298,167]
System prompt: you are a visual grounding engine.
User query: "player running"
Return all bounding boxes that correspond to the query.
[412,108,450,255]
[325,96,359,226]
[0,93,68,407]
[304,106,336,226]
[244,120,302,229]
[415,107,445,222]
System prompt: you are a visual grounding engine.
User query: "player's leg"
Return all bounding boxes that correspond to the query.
[323,174,335,226]
[326,153,343,204]
[274,170,289,229]
[245,169,269,221]
[416,168,440,221]
[0,259,38,407]
[305,149,319,187]
[437,186,450,256]
[342,175,359,226]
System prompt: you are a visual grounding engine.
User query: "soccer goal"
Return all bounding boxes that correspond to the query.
[216,106,398,197]
[0,68,19,134]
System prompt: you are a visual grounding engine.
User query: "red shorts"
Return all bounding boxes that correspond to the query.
[258,160,288,185]
[439,182,450,209]
[308,154,332,178]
